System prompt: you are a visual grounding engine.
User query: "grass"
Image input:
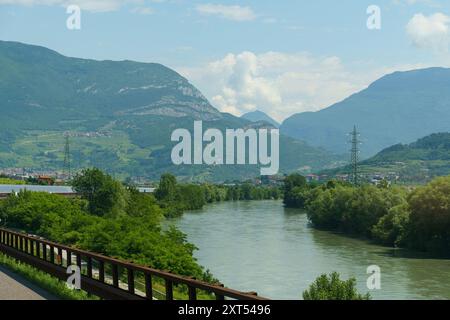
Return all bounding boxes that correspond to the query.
[0,253,98,300]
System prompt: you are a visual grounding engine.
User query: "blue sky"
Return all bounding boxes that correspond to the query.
[1,0,450,121]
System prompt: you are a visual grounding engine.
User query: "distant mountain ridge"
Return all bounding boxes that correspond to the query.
[365,132,450,163]
[322,132,450,183]
[241,110,280,128]
[280,68,450,157]
[0,40,343,181]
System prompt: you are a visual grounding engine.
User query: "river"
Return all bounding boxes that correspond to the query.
[170,200,450,300]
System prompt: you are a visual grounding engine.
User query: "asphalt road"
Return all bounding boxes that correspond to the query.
[0,265,58,300]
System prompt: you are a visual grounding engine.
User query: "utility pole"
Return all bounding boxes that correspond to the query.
[349,125,361,186]
[63,133,71,180]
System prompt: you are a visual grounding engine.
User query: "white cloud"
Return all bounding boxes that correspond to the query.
[196,3,256,21]
[406,13,450,51]
[178,52,439,122]
[0,0,145,12]
[178,52,379,122]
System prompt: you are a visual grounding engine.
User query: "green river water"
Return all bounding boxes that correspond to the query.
[171,200,450,300]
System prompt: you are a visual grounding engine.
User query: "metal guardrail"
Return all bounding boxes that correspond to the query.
[0,228,268,300]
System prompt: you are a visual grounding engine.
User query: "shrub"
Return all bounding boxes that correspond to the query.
[303,272,370,300]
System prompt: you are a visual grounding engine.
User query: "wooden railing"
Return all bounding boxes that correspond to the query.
[0,228,267,300]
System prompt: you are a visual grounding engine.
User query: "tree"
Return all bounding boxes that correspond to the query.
[126,187,163,225]
[177,184,206,210]
[303,272,370,300]
[407,176,450,253]
[72,168,127,217]
[372,203,410,246]
[155,173,178,201]
[283,174,307,207]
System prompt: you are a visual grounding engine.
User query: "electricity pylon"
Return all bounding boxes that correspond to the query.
[63,133,71,180]
[349,126,361,186]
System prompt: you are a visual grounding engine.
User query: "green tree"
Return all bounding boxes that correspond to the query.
[72,168,127,217]
[155,173,178,201]
[407,176,450,253]
[372,203,410,246]
[126,187,163,225]
[283,174,308,207]
[176,184,206,210]
[303,272,370,300]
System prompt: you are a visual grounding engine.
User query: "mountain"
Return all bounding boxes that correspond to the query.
[0,41,343,181]
[241,111,280,128]
[322,133,450,183]
[281,68,450,157]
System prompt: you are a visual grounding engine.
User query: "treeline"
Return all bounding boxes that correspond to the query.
[283,174,450,254]
[155,173,282,217]
[0,168,213,281]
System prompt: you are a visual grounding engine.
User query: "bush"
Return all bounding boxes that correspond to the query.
[303,272,370,300]
[372,203,410,246]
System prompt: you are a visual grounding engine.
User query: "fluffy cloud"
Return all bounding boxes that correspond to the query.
[406,13,450,51]
[0,0,145,12]
[196,3,256,21]
[178,52,381,122]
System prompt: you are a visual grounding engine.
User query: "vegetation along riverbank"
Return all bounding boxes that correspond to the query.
[283,174,450,255]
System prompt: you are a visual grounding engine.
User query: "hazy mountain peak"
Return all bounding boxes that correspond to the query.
[281,67,450,157]
[241,110,280,128]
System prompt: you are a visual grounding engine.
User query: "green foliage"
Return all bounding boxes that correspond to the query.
[0,178,25,185]
[303,272,370,300]
[0,172,211,280]
[300,176,450,254]
[372,204,410,246]
[307,184,407,237]
[155,173,178,202]
[407,176,450,253]
[283,174,308,208]
[72,168,127,217]
[176,184,207,210]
